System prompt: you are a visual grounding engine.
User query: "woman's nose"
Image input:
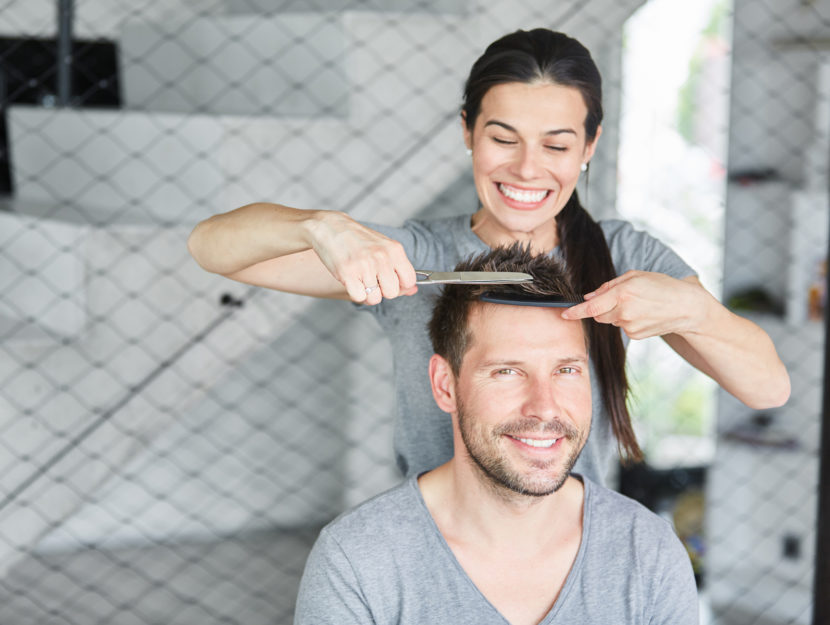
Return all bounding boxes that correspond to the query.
[513,145,544,180]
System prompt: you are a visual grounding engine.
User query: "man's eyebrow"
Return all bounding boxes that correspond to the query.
[557,356,589,366]
[478,355,588,368]
[479,359,524,368]
[483,120,577,136]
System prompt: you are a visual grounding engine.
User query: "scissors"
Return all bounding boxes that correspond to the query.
[415,270,533,285]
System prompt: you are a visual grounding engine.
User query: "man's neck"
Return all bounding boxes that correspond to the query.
[418,460,585,625]
[418,459,584,552]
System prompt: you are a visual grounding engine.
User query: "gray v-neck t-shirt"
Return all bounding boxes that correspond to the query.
[294,475,699,624]
[360,214,695,483]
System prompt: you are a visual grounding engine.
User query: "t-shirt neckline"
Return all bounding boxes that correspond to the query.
[408,473,592,624]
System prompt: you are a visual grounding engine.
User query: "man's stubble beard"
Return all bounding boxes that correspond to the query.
[457,396,586,499]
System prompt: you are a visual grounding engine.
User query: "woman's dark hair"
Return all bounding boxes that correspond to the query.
[462,28,602,141]
[460,29,641,463]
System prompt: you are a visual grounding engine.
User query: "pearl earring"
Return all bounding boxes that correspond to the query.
[580,163,588,172]
[466,148,472,156]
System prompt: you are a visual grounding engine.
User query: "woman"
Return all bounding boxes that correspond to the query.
[187,29,790,483]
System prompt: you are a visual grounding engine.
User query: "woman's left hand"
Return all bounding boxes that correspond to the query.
[562,270,791,408]
[560,270,704,340]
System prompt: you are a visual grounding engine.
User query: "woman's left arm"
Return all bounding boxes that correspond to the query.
[562,271,791,409]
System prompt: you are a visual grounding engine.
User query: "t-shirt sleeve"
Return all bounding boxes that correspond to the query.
[352,219,448,321]
[294,528,375,625]
[646,528,700,625]
[603,220,696,280]
[358,219,445,271]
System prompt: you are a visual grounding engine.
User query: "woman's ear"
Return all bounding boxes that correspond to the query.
[429,354,457,414]
[583,124,602,163]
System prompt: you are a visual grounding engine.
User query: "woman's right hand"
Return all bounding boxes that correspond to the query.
[307,211,419,305]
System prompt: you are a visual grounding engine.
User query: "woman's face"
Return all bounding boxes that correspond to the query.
[464,81,600,245]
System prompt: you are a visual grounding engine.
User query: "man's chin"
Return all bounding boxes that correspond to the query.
[477,463,571,499]
[506,473,570,497]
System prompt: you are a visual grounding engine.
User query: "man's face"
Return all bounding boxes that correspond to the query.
[452,303,591,497]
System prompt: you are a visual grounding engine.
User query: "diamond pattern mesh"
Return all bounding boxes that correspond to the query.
[0,0,826,623]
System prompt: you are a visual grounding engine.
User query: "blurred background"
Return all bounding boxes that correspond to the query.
[0,0,827,623]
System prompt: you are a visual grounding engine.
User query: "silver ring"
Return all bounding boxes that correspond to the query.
[365,285,378,294]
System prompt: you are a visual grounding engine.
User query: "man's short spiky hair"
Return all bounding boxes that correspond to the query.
[428,243,584,375]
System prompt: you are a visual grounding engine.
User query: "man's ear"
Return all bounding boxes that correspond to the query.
[429,354,456,414]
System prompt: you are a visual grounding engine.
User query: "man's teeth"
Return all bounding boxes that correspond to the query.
[499,184,548,203]
[516,436,559,448]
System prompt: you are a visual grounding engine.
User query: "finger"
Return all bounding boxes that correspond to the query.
[560,301,592,320]
[343,276,369,303]
[363,279,383,305]
[395,260,418,291]
[592,310,623,326]
[584,272,638,299]
[376,266,401,299]
[561,292,617,320]
[583,281,615,300]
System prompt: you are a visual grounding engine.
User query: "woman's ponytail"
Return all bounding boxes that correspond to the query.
[558,192,642,463]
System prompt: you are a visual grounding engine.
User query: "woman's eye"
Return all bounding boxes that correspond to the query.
[492,137,516,145]
[558,367,578,375]
[545,145,567,152]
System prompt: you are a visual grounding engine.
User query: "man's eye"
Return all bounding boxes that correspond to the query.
[558,367,577,375]
[495,368,518,376]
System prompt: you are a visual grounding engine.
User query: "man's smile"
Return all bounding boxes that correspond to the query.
[508,435,561,449]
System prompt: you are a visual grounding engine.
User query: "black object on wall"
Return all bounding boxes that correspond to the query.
[0,37,120,195]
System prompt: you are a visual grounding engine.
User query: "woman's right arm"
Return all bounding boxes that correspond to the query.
[187,202,418,304]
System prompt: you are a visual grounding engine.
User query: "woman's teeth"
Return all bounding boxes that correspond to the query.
[499,183,548,203]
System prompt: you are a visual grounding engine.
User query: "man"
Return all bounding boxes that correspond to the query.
[294,245,699,625]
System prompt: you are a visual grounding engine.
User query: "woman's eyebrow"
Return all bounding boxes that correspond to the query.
[483,120,577,136]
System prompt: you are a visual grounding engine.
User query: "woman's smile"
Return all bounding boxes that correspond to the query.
[497,182,552,208]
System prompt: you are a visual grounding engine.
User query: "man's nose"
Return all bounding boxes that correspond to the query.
[521,376,561,421]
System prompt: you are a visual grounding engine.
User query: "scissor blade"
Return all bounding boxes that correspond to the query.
[418,271,533,285]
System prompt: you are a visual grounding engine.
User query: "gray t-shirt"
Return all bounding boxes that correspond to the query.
[361,214,695,482]
[294,475,700,624]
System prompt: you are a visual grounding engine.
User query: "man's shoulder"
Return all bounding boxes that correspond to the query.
[585,477,676,537]
[570,478,699,623]
[320,477,429,549]
[582,476,693,580]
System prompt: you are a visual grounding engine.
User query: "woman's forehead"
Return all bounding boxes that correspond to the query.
[476,82,589,133]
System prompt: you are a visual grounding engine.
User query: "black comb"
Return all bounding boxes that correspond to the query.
[480,291,579,308]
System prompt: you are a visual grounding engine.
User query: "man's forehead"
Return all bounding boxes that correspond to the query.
[469,301,586,343]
